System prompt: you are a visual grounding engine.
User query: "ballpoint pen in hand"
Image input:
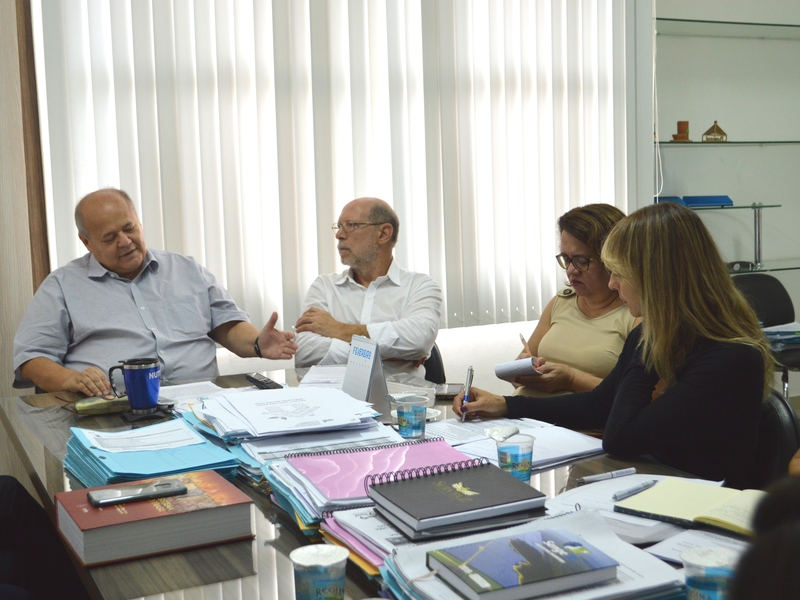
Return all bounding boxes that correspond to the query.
[612,479,658,502]
[461,366,474,422]
[519,333,532,356]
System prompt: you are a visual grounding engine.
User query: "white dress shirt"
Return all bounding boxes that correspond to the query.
[295,259,442,378]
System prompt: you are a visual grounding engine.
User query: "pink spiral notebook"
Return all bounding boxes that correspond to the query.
[286,438,470,501]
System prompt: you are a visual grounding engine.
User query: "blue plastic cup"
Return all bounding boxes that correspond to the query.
[108,358,161,414]
[396,396,428,438]
[496,434,535,483]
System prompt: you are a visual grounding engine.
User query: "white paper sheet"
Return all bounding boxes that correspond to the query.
[82,419,205,452]
[645,529,750,564]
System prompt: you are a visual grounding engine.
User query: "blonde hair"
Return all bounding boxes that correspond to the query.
[601,202,774,397]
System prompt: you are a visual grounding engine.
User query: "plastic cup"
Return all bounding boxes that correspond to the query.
[396,396,428,438]
[681,547,738,600]
[290,544,349,600]
[496,434,535,483]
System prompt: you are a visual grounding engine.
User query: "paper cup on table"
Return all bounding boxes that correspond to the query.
[290,544,349,600]
[681,547,737,600]
[496,434,535,484]
[396,395,428,439]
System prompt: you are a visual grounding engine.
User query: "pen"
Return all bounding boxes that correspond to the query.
[576,467,636,486]
[519,333,532,356]
[460,366,474,422]
[612,479,658,502]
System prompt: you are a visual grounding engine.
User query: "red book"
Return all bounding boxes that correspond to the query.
[56,470,254,566]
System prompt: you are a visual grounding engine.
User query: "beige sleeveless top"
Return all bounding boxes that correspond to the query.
[514,288,637,397]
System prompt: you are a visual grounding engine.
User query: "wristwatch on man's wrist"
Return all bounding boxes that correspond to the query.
[254,337,263,358]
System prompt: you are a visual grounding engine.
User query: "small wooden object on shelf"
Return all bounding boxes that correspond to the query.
[702,121,728,142]
[672,120,691,142]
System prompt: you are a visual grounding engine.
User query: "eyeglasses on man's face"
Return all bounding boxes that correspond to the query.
[331,221,385,233]
[556,253,594,272]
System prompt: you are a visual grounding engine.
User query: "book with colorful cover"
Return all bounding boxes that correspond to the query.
[56,470,254,566]
[427,528,619,600]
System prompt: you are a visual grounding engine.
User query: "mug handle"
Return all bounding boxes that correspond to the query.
[108,365,125,398]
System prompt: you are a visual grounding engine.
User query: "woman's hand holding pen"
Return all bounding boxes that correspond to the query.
[453,387,509,419]
[516,359,576,393]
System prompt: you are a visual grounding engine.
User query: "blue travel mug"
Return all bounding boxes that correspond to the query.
[108,358,162,414]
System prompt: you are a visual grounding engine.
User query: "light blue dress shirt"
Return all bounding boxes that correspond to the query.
[13,249,249,387]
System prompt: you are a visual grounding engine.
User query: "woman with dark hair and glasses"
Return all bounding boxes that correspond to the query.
[513,204,639,396]
[457,202,773,489]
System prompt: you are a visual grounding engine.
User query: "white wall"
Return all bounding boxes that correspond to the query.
[653,0,800,398]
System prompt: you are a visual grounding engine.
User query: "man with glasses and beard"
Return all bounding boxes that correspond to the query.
[294,197,442,379]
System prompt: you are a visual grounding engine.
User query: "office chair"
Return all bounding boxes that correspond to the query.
[732,273,800,400]
[423,343,446,385]
[750,390,800,490]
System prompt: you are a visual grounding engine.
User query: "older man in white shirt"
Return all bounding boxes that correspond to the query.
[294,198,442,378]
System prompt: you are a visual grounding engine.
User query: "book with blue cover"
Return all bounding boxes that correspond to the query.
[426,528,618,600]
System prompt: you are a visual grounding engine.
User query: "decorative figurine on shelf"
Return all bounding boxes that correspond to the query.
[702,121,728,142]
[672,120,691,142]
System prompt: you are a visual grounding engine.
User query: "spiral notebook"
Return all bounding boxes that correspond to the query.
[285,438,470,502]
[366,461,546,537]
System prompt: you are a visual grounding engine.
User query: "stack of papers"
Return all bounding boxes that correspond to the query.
[426,417,604,471]
[763,321,800,351]
[264,438,472,525]
[382,511,683,600]
[64,419,239,488]
[321,506,413,569]
[190,387,379,442]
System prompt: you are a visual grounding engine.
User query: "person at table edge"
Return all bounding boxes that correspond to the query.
[13,188,297,396]
[454,202,773,490]
[294,197,442,379]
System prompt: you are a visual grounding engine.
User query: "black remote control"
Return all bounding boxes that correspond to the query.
[246,373,283,390]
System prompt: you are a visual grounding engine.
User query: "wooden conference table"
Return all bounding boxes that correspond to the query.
[0,370,689,600]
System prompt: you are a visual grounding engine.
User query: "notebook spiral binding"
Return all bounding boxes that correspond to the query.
[363,457,489,496]
[285,436,445,459]
[321,503,376,520]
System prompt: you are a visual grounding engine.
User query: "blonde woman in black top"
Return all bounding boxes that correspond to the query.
[456,202,773,488]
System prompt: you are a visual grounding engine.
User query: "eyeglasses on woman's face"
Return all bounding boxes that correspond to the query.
[331,221,385,234]
[556,253,594,272]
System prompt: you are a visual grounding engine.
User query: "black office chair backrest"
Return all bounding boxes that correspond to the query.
[423,342,446,385]
[732,273,795,327]
[750,390,800,490]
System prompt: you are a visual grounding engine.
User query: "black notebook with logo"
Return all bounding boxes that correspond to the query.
[365,460,546,536]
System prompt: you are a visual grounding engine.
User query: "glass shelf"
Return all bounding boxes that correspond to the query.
[729,259,800,274]
[691,204,781,211]
[657,141,800,147]
[656,18,800,40]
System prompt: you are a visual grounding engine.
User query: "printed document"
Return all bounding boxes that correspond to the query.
[82,419,205,453]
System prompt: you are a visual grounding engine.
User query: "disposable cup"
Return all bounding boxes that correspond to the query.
[496,434,535,483]
[290,544,349,600]
[396,396,428,439]
[681,547,737,600]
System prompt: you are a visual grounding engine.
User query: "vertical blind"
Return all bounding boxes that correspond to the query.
[32,0,628,331]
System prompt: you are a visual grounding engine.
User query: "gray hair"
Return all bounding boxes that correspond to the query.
[368,201,400,246]
[75,188,136,238]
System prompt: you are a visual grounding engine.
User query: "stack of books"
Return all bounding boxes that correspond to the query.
[64,419,239,488]
[264,437,473,525]
[366,462,546,540]
[383,510,684,600]
[56,470,254,566]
